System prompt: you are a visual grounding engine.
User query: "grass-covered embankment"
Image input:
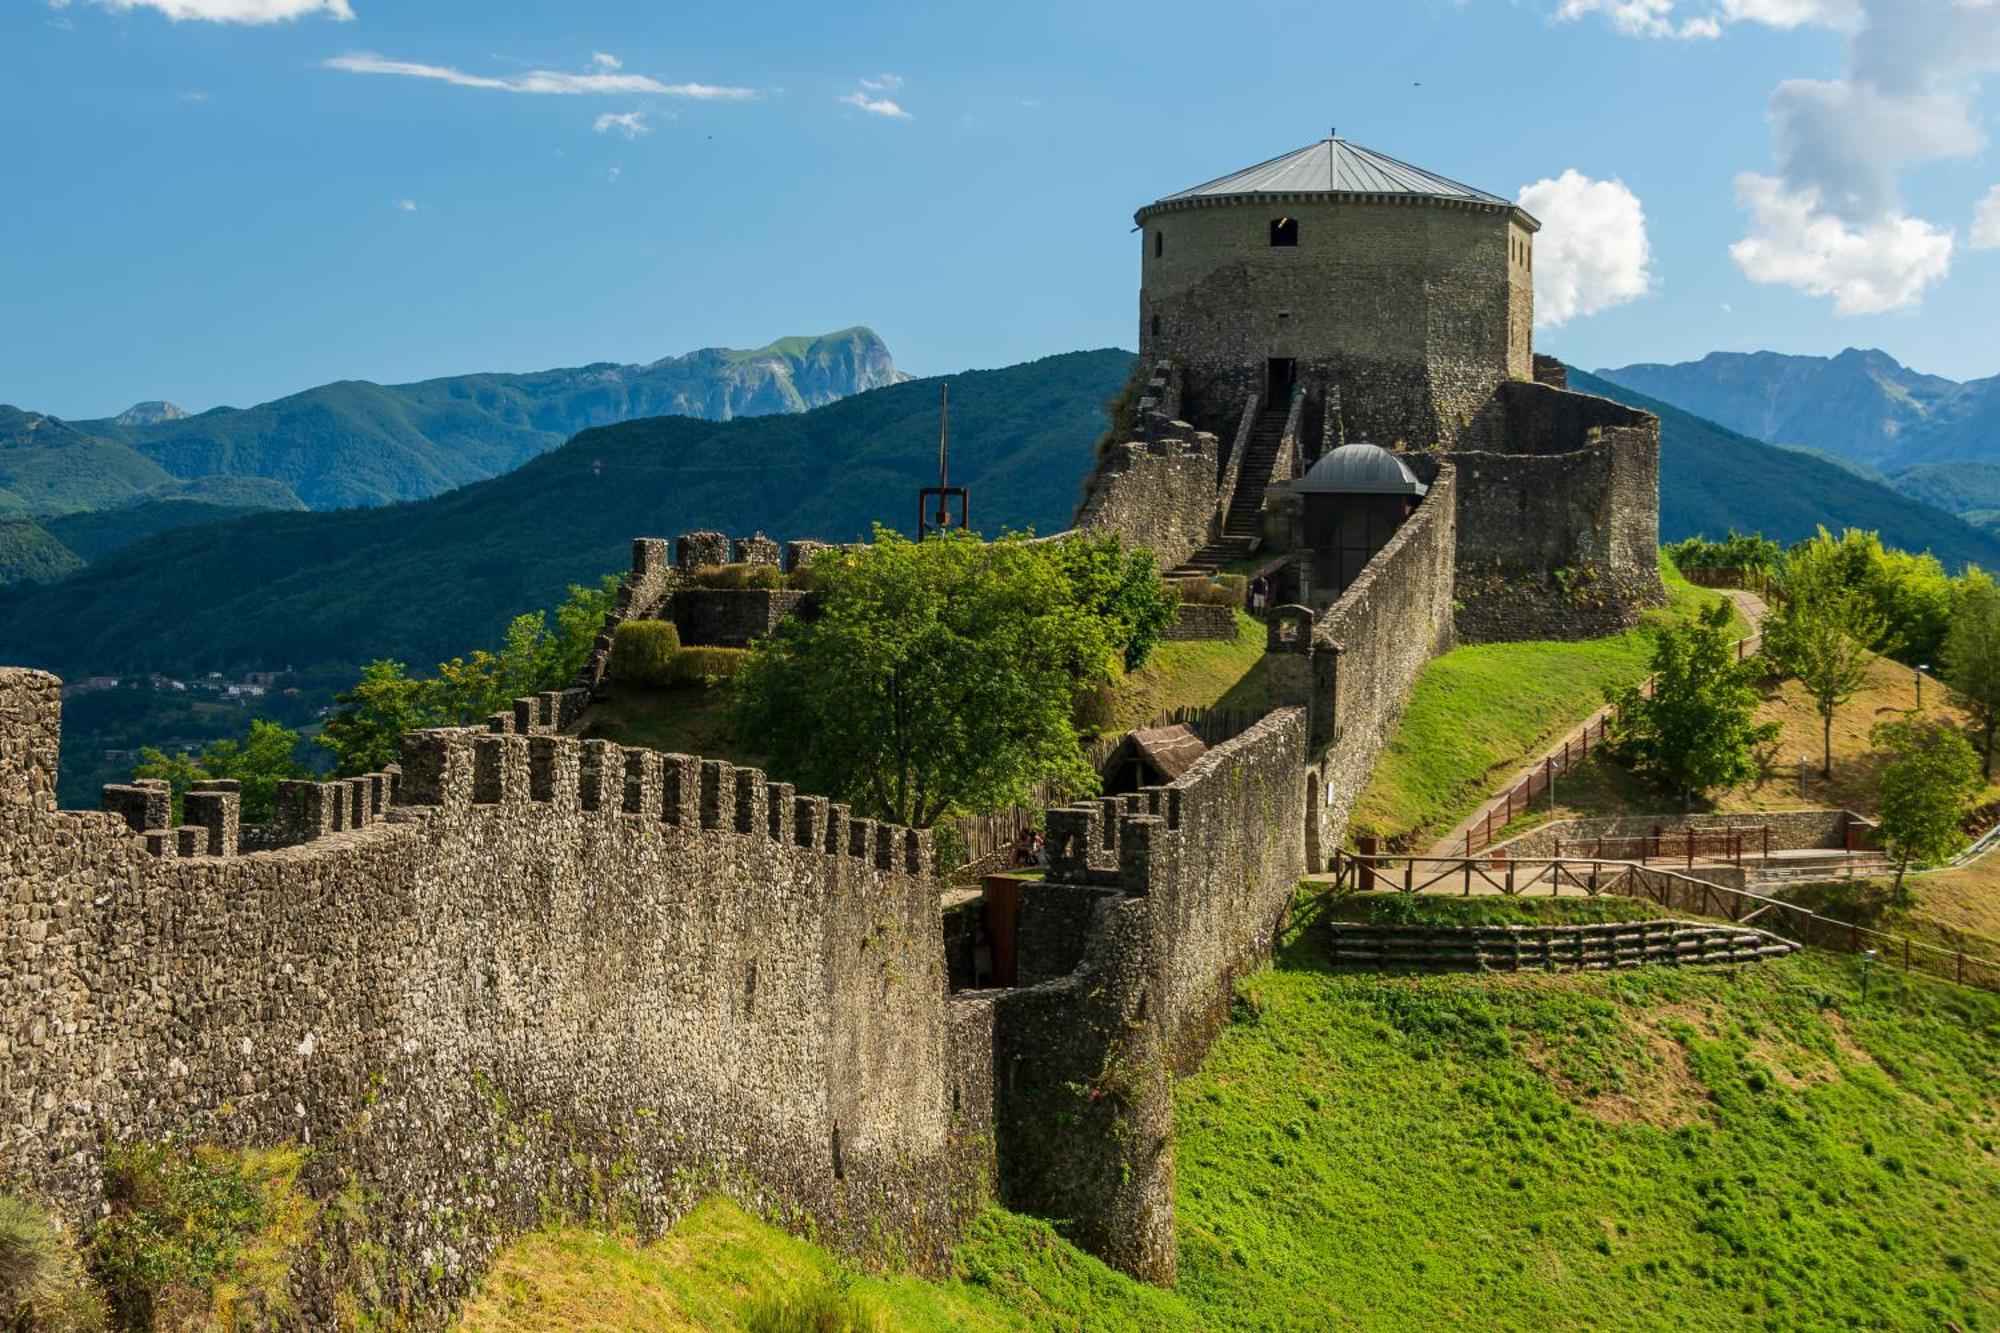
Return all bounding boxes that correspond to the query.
[1351,559,1741,849]
[462,886,1998,1331]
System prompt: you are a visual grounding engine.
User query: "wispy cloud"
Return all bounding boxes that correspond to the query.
[53,0,353,22]
[1972,186,2000,250]
[839,75,911,119]
[591,52,621,71]
[324,52,756,99]
[594,110,651,139]
[392,198,418,212]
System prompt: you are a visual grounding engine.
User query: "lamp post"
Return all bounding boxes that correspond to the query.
[1859,948,1878,1003]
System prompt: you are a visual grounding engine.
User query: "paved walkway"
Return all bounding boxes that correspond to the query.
[1422,584,1771,859]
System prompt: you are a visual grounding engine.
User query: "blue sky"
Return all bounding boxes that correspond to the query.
[3,0,1998,418]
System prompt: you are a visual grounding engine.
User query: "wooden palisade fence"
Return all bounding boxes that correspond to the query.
[1330,850,2000,993]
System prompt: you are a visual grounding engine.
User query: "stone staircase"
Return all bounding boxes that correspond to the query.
[1167,408,1289,579]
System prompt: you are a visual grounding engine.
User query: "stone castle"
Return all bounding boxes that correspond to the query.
[0,138,1664,1321]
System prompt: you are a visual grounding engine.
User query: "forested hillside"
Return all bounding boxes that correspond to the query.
[0,350,1134,677]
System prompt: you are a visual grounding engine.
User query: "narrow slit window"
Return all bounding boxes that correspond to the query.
[1153,231,1164,258]
[1270,216,1298,247]
[1150,314,1161,337]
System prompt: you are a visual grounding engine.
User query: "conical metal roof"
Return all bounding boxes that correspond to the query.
[1143,138,1525,219]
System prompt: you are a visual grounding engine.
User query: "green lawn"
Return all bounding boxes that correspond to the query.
[1094,609,1268,733]
[461,888,1998,1331]
[1350,560,1741,849]
[576,683,764,769]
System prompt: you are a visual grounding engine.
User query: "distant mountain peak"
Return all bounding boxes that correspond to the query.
[115,401,188,427]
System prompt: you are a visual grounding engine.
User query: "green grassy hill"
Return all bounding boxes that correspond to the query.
[0,517,84,585]
[461,892,2000,1330]
[1570,371,2000,569]
[0,351,1135,677]
[0,405,176,515]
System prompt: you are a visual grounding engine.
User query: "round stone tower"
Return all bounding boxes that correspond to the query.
[1136,137,1538,449]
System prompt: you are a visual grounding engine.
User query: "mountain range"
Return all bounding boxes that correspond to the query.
[1595,348,2000,522]
[0,327,904,518]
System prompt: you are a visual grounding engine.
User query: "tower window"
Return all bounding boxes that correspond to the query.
[1270,217,1298,247]
[1153,231,1164,258]
[1150,314,1161,337]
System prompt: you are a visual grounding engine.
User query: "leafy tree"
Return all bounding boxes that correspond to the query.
[1664,531,1783,575]
[1871,715,1982,898]
[1766,530,1896,778]
[133,719,310,823]
[1607,601,1778,806]
[1045,532,1179,672]
[1941,577,2000,778]
[319,577,617,775]
[732,529,1138,827]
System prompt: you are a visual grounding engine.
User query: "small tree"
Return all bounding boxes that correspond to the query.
[133,719,310,823]
[733,529,1143,827]
[1871,715,1982,899]
[1766,530,1896,778]
[1608,601,1778,806]
[1941,577,2000,777]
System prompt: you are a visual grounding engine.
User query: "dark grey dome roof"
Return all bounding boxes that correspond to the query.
[1290,443,1427,496]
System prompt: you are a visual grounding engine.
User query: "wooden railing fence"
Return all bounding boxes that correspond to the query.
[1330,851,2000,993]
[1461,628,1765,856]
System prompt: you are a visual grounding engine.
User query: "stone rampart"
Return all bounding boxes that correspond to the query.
[1439,380,1664,641]
[1074,431,1220,572]
[991,707,1308,1283]
[1162,602,1239,641]
[1491,809,1861,860]
[0,669,962,1325]
[1275,463,1457,867]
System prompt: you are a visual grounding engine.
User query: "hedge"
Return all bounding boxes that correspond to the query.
[610,620,681,687]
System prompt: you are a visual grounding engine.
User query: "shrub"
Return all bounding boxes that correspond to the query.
[695,562,785,590]
[0,1193,67,1320]
[610,620,681,688]
[673,646,752,687]
[1172,575,1247,607]
[744,1276,885,1333]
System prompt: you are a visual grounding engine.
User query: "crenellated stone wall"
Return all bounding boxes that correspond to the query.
[0,669,963,1326]
[1074,431,1221,572]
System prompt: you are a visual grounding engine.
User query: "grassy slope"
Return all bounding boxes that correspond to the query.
[463,893,2000,1331]
[1349,561,1738,848]
[578,684,758,769]
[457,1198,1191,1332]
[1096,610,1267,732]
[0,517,84,585]
[1172,892,2000,1331]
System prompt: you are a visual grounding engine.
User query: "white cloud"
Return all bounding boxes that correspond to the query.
[392,198,417,212]
[590,52,621,70]
[1731,173,1954,313]
[1726,0,2000,312]
[1556,0,1860,37]
[594,110,650,139]
[839,90,911,119]
[1517,169,1656,326]
[54,0,353,21]
[858,73,904,92]
[324,53,756,99]
[1973,185,2000,249]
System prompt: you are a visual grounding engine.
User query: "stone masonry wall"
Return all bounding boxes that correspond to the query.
[1138,196,1530,447]
[671,588,810,649]
[0,669,963,1326]
[1491,809,1860,860]
[1074,431,1220,571]
[991,708,1309,1284]
[1283,463,1458,864]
